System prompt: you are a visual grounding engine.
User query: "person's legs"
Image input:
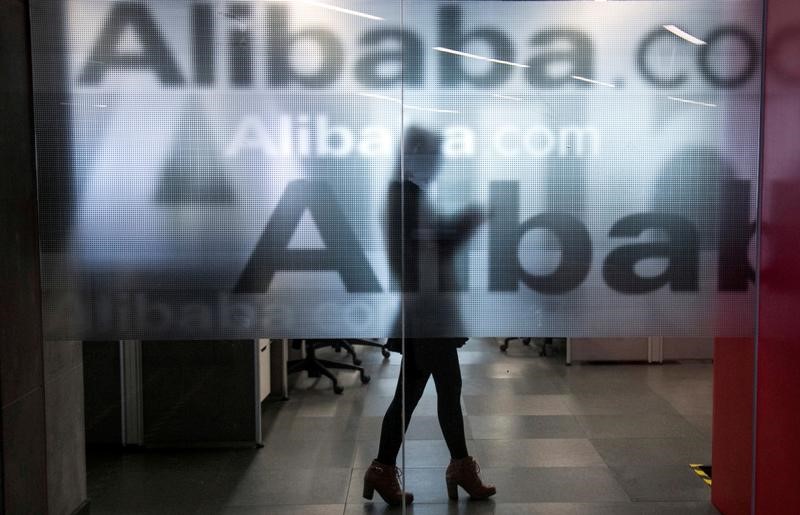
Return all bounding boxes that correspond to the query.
[376,357,430,466]
[430,346,468,460]
[365,355,429,505]
[431,345,496,500]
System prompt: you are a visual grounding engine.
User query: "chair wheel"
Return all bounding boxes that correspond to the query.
[361,374,371,384]
[381,349,391,359]
[353,357,363,366]
[500,344,509,352]
[333,385,344,394]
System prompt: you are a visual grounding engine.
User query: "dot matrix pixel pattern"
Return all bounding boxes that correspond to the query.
[30,0,763,340]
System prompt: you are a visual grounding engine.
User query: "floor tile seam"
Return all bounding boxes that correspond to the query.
[647,383,714,392]
[464,413,581,417]
[562,393,682,402]
[240,466,360,471]
[349,465,617,472]
[648,388,713,413]
[589,435,697,440]
[469,436,590,440]
[201,503,349,511]
[573,411,698,422]
[344,503,714,512]
[470,437,595,441]
[586,436,637,503]
[282,438,367,442]
[622,500,715,505]
[342,459,356,515]
[587,435,709,440]
[222,500,351,508]
[609,467,710,503]
[603,464,713,475]
[604,470,636,503]
[470,440,603,455]
[564,408,684,416]
[472,465,614,472]
[225,465,354,471]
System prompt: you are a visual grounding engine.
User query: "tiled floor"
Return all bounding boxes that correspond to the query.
[87,338,718,514]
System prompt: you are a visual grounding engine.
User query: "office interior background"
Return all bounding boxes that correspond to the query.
[2,0,800,514]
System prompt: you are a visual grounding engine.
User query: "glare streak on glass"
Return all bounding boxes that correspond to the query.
[286,0,384,21]
[663,24,708,45]
[668,96,718,108]
[489,93,522,102]
[402,105,459,114]
[358,92,402,104]
[432,46,530,68]
[357,92,458,114]
[571,75,616,88]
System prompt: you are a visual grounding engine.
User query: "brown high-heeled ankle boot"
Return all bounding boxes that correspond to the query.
[363,460,414,506]
[445,456,496,500]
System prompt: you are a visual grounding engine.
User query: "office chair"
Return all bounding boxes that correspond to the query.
[329,340,361,365]
[288,339,371,394]
[341,339,391,363]
[326,339,390,366]
[501,337,554,356]
[500,337,531,352]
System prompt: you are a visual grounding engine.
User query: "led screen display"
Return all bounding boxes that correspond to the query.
[30,0,762,339]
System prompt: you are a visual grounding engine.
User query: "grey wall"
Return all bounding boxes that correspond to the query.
[0,0,49,511]
[44,341,86,515]
[0,0,87,513]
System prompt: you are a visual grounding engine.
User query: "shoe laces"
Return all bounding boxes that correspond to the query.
[390,465,406,493]
[374,463,404,487]
[471,459,482,476]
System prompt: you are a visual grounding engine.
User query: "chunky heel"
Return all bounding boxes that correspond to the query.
[447,481,458,500]
[362,483,375,500]
[445,457,496,501]
[363,460,414,506]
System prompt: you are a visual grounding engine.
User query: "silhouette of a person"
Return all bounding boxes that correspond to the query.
[362,127,495,506]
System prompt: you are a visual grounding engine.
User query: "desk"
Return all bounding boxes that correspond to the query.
[566,337,713,364]
[264,338,289,400]
[84,340,264,448]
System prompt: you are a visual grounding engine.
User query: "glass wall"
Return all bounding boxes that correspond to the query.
[28,0,764,512]
[393,0,762,510]
[31,0,760,341]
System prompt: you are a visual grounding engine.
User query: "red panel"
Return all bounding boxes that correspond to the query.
[714,1,800,513]
[712,338,754,515]
[755,0,800,512]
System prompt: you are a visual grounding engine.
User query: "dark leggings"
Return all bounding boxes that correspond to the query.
[376,345,468,466]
